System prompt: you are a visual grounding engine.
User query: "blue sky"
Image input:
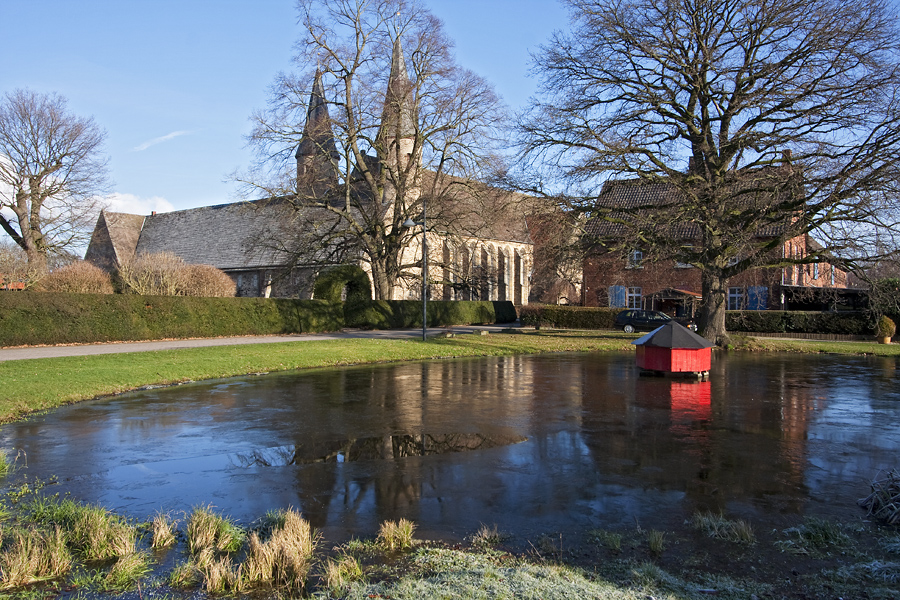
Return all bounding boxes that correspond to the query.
[3,0,569,218]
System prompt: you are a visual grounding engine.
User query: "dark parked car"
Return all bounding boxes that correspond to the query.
[614,309,697,333]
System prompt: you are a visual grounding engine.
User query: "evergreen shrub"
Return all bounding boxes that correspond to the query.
[312,266,372,303]
[0,294,514,346]
[344,300,515,329]
[0,293,343,346]
[875,315,897,338]
[519,305,618,329]
[726,310,870,335]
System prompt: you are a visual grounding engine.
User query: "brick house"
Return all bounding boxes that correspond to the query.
[582,179,850,315]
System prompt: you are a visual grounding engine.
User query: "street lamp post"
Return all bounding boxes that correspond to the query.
[403,199,427,341]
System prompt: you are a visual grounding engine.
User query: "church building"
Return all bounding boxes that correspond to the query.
[86,38,535,303]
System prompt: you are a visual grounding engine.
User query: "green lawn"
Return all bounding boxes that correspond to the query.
[4,329,898,424]
[2,331,634,424]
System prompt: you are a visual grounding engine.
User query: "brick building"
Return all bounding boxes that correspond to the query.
[582,179,850,315]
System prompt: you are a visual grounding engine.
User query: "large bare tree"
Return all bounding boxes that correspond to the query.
[240,0,508,300]
[520,0,900,343]
[0,89,110,273]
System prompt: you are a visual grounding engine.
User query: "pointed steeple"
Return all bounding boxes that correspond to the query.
[296,70,339,161]
[378,36,417,152]
[296,70,340,196]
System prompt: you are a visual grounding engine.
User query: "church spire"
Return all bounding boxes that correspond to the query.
[296,70,340,195]
[378,36,417,154]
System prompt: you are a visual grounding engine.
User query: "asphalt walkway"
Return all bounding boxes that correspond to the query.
[0,324,518,362]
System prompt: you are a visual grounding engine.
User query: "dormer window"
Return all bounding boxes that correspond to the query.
[626,249,644,269]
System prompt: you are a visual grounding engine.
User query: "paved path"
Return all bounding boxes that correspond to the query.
[0,324,519,362]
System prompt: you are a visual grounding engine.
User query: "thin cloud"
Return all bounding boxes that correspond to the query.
[132,130,193,152]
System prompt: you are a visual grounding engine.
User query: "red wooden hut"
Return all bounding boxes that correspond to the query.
[632,321,713,376]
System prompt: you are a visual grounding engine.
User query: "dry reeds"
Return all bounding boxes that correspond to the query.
[196,548,243,594]
[647,530,666,555]
[323,554,364,593]
[104,551,151,588]
[859,470,900,525]
[0,526,71,589]
[377,519,416,552]
[691,510,756,543]
[186,505,244,556]
[150,512,178,549]
[242,508,318,591]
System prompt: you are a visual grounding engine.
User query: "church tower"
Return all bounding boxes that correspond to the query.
[295,70,341,198]
[376,36,420,205]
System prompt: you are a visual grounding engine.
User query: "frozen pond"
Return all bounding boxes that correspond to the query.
[3,351,899,545]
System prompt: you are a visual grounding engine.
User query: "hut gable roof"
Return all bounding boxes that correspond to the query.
[632,321,714,349]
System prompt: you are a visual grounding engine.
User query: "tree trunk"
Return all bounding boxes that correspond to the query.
[699,270,729,346]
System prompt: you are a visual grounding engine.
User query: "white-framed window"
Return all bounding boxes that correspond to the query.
[831,265,835,285]
[626,249,644,269]
[813,263,819,280]
[727,286,745,310]
[627,287,642,309]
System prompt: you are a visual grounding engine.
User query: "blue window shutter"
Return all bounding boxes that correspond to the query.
[747,286,768,310]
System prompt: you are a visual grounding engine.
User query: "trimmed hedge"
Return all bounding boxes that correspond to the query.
[345,300,516,329]
[313,265,372,303]
[726,310,870,335]
[0,293,516,347]
[519,304,619,329]
[519,304,875,336]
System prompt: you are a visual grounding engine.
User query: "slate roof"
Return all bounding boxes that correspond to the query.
[585,177,790,240]
[631,321,714,349]
[133,198,312,271]
[83,211,146,270]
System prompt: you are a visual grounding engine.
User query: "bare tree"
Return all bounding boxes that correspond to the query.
[239,0,509,300]
[0,89,110,273]
[520,0,900,343]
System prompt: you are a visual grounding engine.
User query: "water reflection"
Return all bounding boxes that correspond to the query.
[1,352,897,544]
[232,433,528,467]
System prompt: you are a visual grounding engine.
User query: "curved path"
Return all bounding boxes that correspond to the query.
[0,324,518,362]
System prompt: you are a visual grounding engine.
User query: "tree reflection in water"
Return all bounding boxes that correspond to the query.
[232,433,529,467]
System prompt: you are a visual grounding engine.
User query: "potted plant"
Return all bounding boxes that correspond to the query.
[875,315,896,344]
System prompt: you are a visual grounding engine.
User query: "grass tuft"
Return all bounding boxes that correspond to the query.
[149,512,178,549]
[323,553,365,594]
[776,516,852,555]
[185,505,244,556]
[0,526,71,589]
[196,548,243,594]
[470,523,505,548]
[377,518,416,552]
[691,510,756,543]
[21,495,135,561]
[104,551,152,589]
[241,508,317,591]
[647,529,666,555]
[589,529,623,553]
